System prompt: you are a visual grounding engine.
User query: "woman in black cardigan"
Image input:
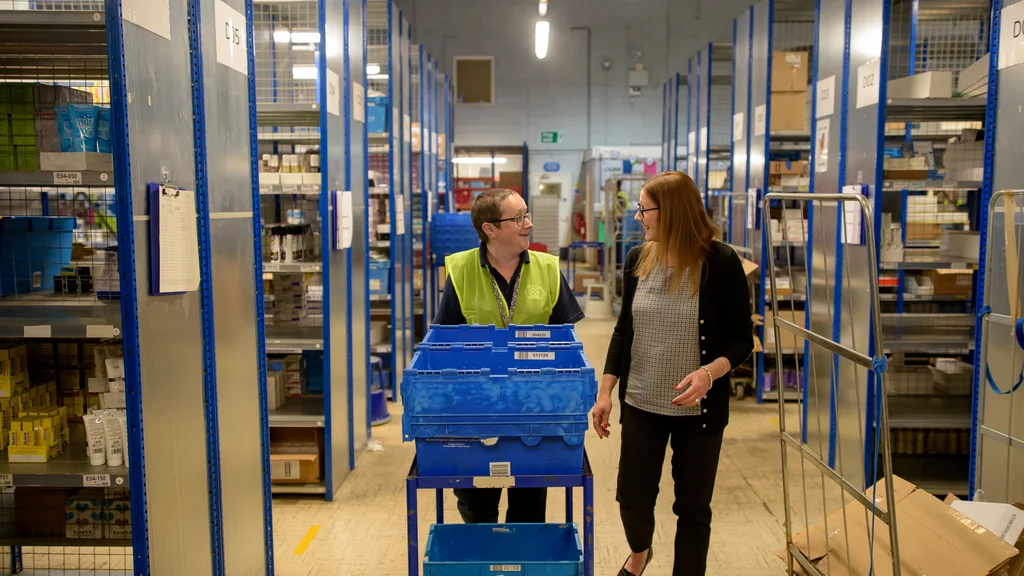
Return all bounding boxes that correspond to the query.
[592,171,753,576]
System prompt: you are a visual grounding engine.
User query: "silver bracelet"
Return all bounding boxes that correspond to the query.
[699,365,715,389]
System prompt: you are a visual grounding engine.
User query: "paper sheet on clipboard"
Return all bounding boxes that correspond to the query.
[156,186,200,293]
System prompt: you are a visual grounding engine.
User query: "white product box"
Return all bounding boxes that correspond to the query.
[100,391,127,410]
[259,172,281,186]
[39,152,114,173]
[87,377,108,394]
[888,71,953,99]
[301,173,320,186]
[280,173,304,187]
[105,524,132,540]
[946,230,980,259]
[956,55,989,97]
[66,524,100,539]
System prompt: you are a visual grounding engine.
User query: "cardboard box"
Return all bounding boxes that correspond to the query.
[925,269,974,297]
[770,160,807,176]
[888,71,954,99]
[771,91,807,132]
[781,476,1019,576]
[573,270,602,294]
[772,52,809,92]
[905,222,943,242]
[957,55,989,97]
[270,453,320,484]
[763,310,806,353]
[946,231,981,259]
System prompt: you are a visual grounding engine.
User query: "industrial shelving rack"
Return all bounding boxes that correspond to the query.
[253,0,367,501]
[0,0,288,571]
[729,0,995,497]
[367,0,412,401]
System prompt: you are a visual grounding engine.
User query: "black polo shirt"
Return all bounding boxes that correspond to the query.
[433,244,585,326]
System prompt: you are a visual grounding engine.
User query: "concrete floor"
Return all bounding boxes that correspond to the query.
[270,317,815,576]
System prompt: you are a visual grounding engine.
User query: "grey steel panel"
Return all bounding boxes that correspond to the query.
[201,0,267,570]
[326,0,353,494]
[733,12,751,244]
[687,55,697,179]
[749,1,768,191]
[845,0,884,188]
[350,0,370,454]
[806,0,846,462]
[402,11,415,368]
[123,0,213,571]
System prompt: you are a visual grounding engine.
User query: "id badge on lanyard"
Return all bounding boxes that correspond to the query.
[490,273,522,328]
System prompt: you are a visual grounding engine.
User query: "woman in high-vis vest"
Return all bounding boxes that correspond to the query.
[434,188,584,525]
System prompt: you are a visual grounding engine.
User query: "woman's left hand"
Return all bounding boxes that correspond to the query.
[672,368,711,407]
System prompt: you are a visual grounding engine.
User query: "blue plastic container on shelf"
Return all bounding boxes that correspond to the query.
[367,95,388,134]
[430,213,479,259]
[369,260,390,295]
[423,523,583,576]
[420,324,579,347]
[402,341,597,476]
[0,216,75,295]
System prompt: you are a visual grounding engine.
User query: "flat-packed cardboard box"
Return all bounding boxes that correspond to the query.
[949,499,1024,576]
[780,476,1019,576]
[925,269,974,297]
[888,71,954,99]
[957,55,990,97]
[771,91,807,132]
[772,52,809,92]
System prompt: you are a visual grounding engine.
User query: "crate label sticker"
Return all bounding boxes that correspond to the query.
[214,0,248,76]
[490,566,522,572]
[370,279,382,291]
[0,474,12,488]
[271,460,301,480]
[53,171,82,185]
[514,351,555,361]
[816,75,836,119]
[514,330,550,339]
[489,462,511,477]
[83,474,111,487]
[856,59,880,109]
[999,1,1024,70]
[754,105,767,137]
[325,69,341,117]
[123,0,171,39]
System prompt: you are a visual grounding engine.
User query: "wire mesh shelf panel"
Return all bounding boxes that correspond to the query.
[889,0,989,85]
[254,0,320,105]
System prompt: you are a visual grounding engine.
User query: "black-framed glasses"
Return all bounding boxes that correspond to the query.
[637,203,659,220]
[492,212,533,227]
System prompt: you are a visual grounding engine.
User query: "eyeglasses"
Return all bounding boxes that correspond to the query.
[492,212,533,227]
[637,203,659,220]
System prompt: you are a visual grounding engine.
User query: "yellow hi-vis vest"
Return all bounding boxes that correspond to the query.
[445,248,561,326]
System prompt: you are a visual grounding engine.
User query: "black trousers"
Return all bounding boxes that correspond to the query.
[616,403,724,576]
[454,487,547,524]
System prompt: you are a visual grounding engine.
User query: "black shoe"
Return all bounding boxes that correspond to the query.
[616,547,653,576]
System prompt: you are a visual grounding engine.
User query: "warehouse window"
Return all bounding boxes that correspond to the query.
[454,56,494,104]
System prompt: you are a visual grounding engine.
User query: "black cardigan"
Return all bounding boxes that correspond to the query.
[604,241,754,430]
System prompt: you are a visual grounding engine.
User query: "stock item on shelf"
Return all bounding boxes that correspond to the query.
[15,486,132,542]
[889,428,972,457]
[266,273,321,323]
[770,52,809,133]
[269,428,322,486]
[769,159,810,190]
[266,223,315,263]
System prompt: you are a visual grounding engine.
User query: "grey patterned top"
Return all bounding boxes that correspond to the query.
[625,263,703,417]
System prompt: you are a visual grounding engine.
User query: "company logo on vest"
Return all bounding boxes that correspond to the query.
[524,285,546,300]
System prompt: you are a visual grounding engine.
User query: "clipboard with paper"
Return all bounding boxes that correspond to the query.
[148,183,201,296]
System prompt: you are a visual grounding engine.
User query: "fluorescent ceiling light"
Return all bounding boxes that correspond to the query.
[290,31,321,44]
[368,73,390,80]
[292,65,318,80]
[539,0,548,15]
[273,29,291,43]
[367,64,381,75]
[535,21,549,59]
[453,157,507,165]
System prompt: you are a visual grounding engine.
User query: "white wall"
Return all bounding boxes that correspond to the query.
[396,0,749,146]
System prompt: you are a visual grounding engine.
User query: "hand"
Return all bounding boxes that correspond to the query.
[672,368,712,407]
[592,393,613,439]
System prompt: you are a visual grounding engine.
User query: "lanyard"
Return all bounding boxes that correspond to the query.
[490,271,521,328]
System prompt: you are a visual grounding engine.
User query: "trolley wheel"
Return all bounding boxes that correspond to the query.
[734,382,746,400]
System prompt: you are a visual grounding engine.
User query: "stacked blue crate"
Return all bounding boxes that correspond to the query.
[430,212,479,259]
[0,216,75,295]
[402,329,597,477]
[369,259,390,295]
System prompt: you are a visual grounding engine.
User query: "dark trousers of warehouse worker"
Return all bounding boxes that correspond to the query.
[617,404,724,576]
[454,488,547,524]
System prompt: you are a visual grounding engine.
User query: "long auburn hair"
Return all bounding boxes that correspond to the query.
[636,171,720,296]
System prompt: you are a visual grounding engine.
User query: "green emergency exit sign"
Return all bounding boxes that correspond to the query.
[540,131,564,144]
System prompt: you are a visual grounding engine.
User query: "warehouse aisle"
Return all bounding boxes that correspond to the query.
[271,318,800,575]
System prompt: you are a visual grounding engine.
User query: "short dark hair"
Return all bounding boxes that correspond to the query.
[470,188,516,243]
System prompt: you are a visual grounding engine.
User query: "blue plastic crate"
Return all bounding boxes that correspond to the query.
[401,342,597,417]
[430,213,479,259]
[407,413,587,476]
[304,350,324,394]
[0,216,75,295]
[423,523,583,576]
[369,260,390,295]
[420,324,579,347]
[367,96,388,134]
